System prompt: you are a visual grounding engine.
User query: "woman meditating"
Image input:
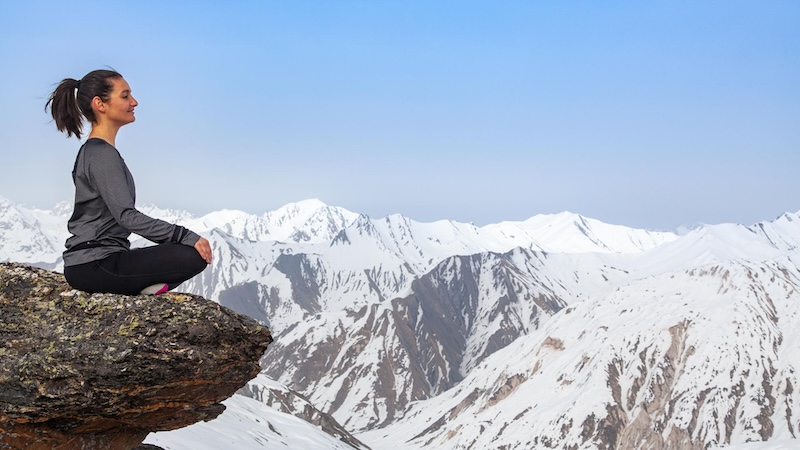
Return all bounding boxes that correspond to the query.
[47,69,212,295]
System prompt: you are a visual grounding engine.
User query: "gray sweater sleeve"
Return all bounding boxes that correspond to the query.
[86,143,200,246]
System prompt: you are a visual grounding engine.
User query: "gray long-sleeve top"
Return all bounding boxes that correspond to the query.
[63,138,200,267]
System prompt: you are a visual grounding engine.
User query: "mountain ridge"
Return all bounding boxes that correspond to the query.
[0,196,684,269]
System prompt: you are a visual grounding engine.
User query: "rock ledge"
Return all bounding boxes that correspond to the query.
[0,262,272,450]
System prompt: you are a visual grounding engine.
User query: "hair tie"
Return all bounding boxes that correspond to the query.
[76,79,81,90]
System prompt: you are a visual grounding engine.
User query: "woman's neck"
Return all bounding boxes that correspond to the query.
[88,123,120,147]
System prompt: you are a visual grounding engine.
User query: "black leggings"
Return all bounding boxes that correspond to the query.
[64,243,207,295]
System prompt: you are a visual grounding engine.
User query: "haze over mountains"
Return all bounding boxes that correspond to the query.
[1,194,799,450]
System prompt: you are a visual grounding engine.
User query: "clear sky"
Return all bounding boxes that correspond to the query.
[1,1,798,231]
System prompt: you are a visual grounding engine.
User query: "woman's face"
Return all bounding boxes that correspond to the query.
[98,77,138,126]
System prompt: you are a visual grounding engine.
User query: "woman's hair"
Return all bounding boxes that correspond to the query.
[46,69,123,139]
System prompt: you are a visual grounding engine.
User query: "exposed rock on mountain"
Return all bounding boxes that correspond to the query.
[0,263,272,450]
[262,250,574,431]
[363,258,800,449]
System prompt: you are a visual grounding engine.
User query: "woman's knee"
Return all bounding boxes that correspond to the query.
[176,244,208,276]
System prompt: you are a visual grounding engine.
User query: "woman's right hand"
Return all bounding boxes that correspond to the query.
[194,237,213,264]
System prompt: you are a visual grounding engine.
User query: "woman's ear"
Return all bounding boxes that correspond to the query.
[92,96,105,114]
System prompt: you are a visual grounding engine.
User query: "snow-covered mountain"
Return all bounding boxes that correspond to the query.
[2,194,798,449]
[0,196,68,267]
[361,255,800,449]
[182,199,361,244]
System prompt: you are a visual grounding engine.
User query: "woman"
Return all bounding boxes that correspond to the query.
[47,69,212,295]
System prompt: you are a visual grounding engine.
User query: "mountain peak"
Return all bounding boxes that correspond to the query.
[296,198,328,208]
[273,199,329,216]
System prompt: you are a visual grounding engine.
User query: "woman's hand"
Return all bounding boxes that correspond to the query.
[194,237,213,264]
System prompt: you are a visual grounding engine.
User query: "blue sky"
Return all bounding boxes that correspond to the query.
[1,1,798,230]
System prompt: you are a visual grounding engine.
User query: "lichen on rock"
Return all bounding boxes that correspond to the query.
[0,262,273,450]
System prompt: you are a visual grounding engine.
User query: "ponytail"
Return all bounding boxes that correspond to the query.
[45,69,122,140]
[46,78,83,139]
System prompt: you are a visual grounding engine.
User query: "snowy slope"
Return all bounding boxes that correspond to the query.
[143,393,363,450]
[145,375,370,449]
[238,375,370,449]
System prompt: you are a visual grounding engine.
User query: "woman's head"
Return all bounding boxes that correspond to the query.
[46,69,124,139]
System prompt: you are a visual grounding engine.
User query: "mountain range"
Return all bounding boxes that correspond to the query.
[1,194,798,450]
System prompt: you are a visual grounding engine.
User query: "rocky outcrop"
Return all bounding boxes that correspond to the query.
[0,262,273,450]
